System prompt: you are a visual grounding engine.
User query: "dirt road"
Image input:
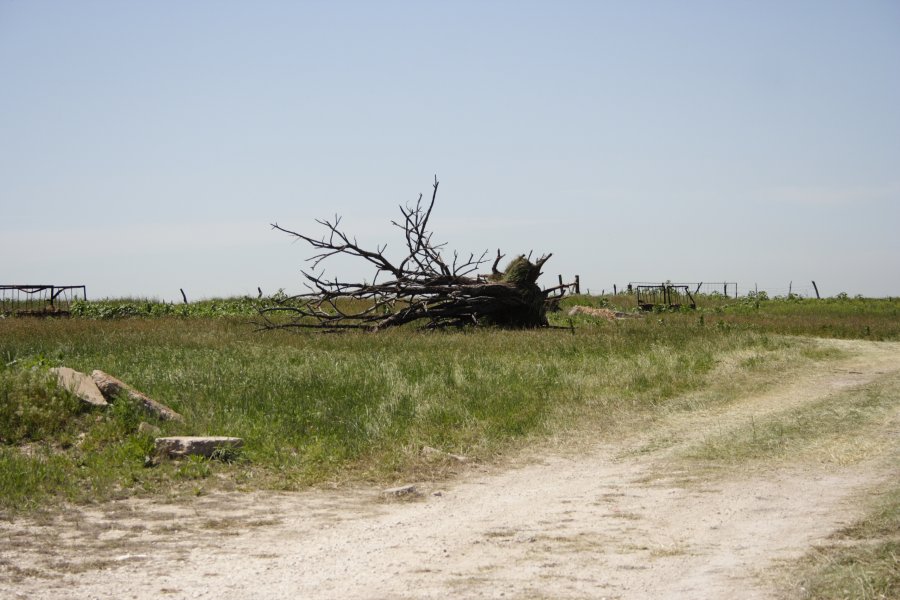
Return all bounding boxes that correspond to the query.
[3,339,899,599]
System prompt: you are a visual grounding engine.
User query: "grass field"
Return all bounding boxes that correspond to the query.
[2,293,897,510]
[1,293,897,597]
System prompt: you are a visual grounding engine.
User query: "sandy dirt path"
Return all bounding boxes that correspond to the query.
[3,339,899,600]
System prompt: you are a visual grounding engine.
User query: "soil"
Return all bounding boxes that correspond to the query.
[2,339,899,600]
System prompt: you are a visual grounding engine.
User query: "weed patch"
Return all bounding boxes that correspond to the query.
[684,373,900,464]
[0,368,87,444]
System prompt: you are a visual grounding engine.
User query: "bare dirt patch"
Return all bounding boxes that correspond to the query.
[2,339,898,600]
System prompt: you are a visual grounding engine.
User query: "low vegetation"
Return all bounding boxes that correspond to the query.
[785,486,900,600]
[66,294,280,319]
[685,371,899,464]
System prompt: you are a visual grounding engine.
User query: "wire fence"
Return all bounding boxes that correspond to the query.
[587,282,830,299]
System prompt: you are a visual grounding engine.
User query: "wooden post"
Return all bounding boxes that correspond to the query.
[613,284,617,295]
[558,274,564,288]
[812,281,820,299]
[574,275,580,294]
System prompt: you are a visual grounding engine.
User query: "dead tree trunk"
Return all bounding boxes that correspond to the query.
[261,177,570,331]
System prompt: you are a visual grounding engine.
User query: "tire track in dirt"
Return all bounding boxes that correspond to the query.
[3,340,899,600]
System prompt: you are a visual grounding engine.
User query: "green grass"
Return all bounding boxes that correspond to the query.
[565,292,900,340]
[0,304,816,513]
[712,295,900,341]
[66,294,275,318]
[0,367,87,444]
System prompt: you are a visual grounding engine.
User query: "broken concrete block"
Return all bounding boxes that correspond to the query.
[154,436,243,460]
[50,367,108,407]
[91,370,183,422]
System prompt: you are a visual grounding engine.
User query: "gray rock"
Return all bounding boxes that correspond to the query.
[51,367,108,407]
[154,436,243,460]
[91,370,183,422]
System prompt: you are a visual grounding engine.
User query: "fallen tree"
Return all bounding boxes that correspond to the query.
[261,178,573,331]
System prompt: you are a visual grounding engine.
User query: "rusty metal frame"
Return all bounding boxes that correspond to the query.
[0,285,87,315]
[633,284,696,311]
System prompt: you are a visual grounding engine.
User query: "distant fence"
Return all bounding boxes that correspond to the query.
[0,285,87,316]
[628,282,739,298]
[625,282,739,311]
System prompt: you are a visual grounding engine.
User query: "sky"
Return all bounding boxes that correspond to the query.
[1,1,899,300]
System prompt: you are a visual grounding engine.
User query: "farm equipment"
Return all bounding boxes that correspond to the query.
[0,285,87,316]
[634,283,695,311]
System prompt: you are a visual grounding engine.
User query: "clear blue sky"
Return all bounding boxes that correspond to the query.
[2,1,899,300]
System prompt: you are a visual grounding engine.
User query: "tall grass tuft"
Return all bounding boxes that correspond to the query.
[0,366,85,444]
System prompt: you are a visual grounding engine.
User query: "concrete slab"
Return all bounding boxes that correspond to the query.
[50,367,108,407]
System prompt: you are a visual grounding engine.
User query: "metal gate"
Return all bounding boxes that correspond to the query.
[634,284,696,311]
[0,285,87,316]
